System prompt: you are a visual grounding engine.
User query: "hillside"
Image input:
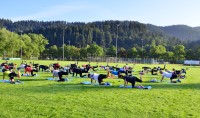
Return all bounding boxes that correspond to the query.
[1,18,200,60]
[1,18,199,49]
[147,24,200,41]
[0,19,175,49]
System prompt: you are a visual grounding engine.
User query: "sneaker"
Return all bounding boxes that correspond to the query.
[177,79,181,83]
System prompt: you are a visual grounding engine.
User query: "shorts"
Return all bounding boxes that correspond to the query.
[9,72,17,80]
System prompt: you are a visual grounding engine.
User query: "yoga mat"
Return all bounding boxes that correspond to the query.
[119,85,152,89]
[0,80,24,84]
[47,78,71,81]
[80,81,112,86]
[80,81,91,85]
[0,80,10,83]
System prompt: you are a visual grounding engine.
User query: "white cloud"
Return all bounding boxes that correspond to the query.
[12,3,89,21]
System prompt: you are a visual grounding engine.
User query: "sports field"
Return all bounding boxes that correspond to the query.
[0,60,199,118]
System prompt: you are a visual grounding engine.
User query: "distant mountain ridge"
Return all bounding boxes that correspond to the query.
[147,24,200,41]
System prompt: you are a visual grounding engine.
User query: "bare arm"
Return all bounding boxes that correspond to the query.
[52,71,55,78]
[124,79,126,87]
[17,70,21,78]
[139,74,143,81]
[160,76,164,82]
[3,73,5,80]
[91,78,93,84]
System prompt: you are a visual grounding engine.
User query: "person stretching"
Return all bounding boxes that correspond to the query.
[25,65,38,76]
[58,70,69,82]
[88,70,109,85]
[118,74,143,88]
[160,70,181,83]
[3,68,21,83]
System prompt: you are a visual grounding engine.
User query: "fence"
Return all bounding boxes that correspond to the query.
[87,56,166,64]
[39,56,197,65]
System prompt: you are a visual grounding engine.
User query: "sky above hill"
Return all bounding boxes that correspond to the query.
[1,0,200,27]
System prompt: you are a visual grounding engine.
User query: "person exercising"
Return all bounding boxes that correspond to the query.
[118,74,143,88]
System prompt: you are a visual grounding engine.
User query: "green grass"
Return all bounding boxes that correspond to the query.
[0,60,200,118]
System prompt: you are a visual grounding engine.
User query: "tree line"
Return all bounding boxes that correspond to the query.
[0,19,200,61]
[0,28,48,59]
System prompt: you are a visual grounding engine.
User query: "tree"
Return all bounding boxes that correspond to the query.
[80,47,87,59]
[127,47,138,58]
[0,28,21,57]
[21,34,34,59]
[173,45,186,60]
[28,33,49,54]
[87,43,104,56]
[150,45,166,58]
[163,51,174,61]
[67,45,80,59]
[105,31,112,47]
[2,19,196,60]
[49,45,58,59]
[106,45,116,56]
[118,47,127,57]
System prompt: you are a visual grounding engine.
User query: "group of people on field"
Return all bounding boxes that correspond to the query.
[1,60,186,87]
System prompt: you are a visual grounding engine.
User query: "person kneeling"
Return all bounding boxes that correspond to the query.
[58,70,68,82]
[89,70,109,85]
[160,70,181,83]
[89,73,107,85]
[3,69,21,83]
[118,74,143,88]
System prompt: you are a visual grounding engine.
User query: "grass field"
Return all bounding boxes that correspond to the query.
[0,60,200,118]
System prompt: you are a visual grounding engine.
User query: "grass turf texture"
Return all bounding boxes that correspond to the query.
[0,60,200,118]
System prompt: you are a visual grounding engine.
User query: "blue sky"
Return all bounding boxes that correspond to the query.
[1,0,200,27]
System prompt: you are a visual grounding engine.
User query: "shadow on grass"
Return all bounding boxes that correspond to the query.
[149,82,200,90]
[20,80,200,94]
[19,78,47,81]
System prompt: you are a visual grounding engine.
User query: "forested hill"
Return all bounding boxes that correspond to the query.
[147,24,200,41]
[0,19,182,50]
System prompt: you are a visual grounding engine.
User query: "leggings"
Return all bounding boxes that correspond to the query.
[30,69,38,76]
[97,74,107,84]
[58,72,69,81]
[125,76,142,88]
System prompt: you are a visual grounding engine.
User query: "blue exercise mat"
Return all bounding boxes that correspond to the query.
[150,78,160,83]
[119,85,132,88]
[80,81,91,85]
[80,81,112,86]
[143,86,152,89]
[21,74,38,76]
[103,82,112,86]
[0,80,24,84]
[46,78,59,80]
[46,78,70,81]
[21,74,31,76]
[0,80,10,83]
[119,85,152,89]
